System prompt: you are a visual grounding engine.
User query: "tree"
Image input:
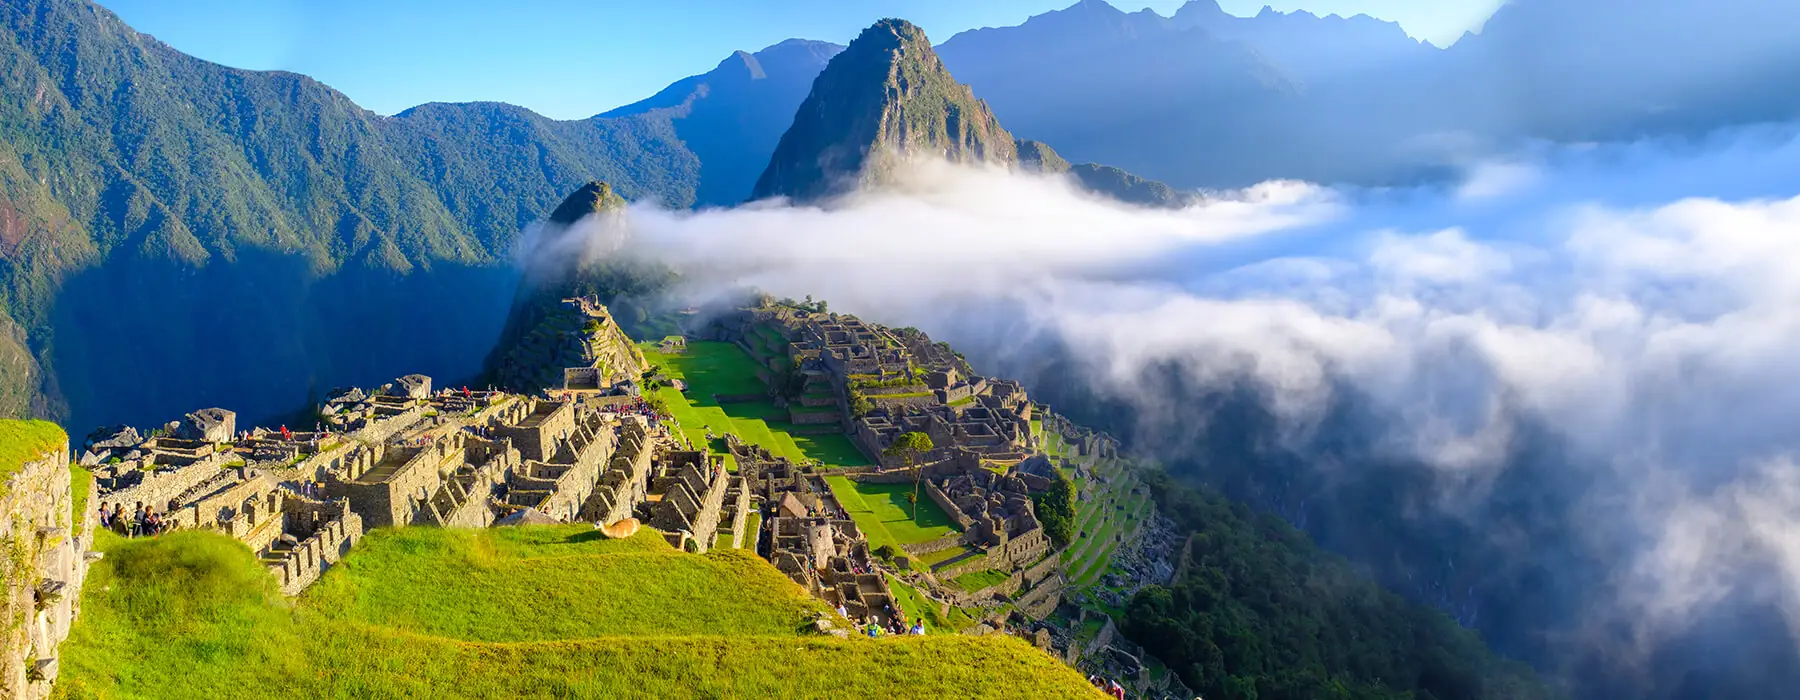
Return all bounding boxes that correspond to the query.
[884,431,935,523]
[848,389,873,417]
[1032,471,1078,548]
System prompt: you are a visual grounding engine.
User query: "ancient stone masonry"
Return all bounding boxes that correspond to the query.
[262,496,364,596]
[764,482,904,625]
[641,450,737,552]
[0,442,93,700]
[580,417,654,525]
[83,369,687,596]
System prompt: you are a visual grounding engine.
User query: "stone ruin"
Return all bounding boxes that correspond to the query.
[83,370,698,596]
[764,482,904,625]
[641,449,743,553]
[933,468,1050,568]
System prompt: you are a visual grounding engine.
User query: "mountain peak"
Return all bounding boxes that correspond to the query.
[749,18,1017,202]
[546,181,624,225]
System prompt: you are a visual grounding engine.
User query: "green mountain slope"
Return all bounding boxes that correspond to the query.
[0,0,703,428]
[55,526,1103,699]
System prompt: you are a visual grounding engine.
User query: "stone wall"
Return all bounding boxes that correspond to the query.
[93,452,232,516]
[265,497,364,596]
[350,406,425,443]
[900,531,964,558]
[1,444,94,700]
[923,478,974,530]
[495,401,574,462]
[1014,574,1065,620]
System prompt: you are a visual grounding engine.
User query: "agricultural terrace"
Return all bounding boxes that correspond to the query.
[55,526,1103,699]
[640,340,867,471]
[823,476,959,553]
[1038,421,1154,589]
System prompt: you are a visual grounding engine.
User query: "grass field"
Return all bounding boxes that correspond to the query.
[949,569,1012,592]
[643,342,868,470]
[56,526,1102,699]
[824,476,959,552]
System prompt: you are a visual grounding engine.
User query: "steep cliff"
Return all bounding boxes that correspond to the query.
[750,19,1019,203]
[0,421,92,700]
[750,18,1191,208]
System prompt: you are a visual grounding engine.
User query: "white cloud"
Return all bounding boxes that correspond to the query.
[539,126,1800,672]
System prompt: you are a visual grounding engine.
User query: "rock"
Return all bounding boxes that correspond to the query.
[175,408,236,443]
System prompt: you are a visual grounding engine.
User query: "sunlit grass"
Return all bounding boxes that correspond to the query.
[56,526,1103,699]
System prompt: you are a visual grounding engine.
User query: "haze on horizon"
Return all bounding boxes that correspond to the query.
[92,0,1498,120]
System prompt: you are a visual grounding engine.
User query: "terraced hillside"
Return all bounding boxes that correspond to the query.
[54,526,1101,699]
[1038,422,1154,590]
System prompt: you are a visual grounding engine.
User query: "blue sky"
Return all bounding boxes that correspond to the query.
[95,0,1503,120]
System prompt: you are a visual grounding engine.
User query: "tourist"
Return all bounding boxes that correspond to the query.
[836,603,848,618]
[130,504,144,537]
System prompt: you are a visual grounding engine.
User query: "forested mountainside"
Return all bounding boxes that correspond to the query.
[0,0,705,429]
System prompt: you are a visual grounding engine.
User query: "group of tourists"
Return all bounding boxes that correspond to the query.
[98,503,167,538]
[838,602,927,637]
[860,616,926,638]
[1086,676,1127,699]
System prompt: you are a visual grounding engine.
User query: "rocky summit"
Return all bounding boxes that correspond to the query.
[751,19,1020,203]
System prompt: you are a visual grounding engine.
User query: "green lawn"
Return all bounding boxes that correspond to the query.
[824,476,959,552]
[56,527,1103,699]
[644,342,869,469]
[949,569,1011,592]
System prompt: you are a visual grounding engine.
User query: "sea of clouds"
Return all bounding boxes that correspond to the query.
[536,122,1800,689]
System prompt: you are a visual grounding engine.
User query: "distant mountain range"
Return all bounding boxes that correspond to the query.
[603,39,843,208]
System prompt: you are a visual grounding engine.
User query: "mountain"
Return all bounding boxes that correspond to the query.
[751,19,1021,203]
[1440,0,1800,140]
[603,39,844,207]
[936,0,1319,189]
[0,0,710,430]
[1169,1,1432,83]
[750,17,1193,208]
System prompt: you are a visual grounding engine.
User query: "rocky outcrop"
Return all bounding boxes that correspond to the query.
[751,19,1020,203]
[485,183,660,392]
[0,426,92,700]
